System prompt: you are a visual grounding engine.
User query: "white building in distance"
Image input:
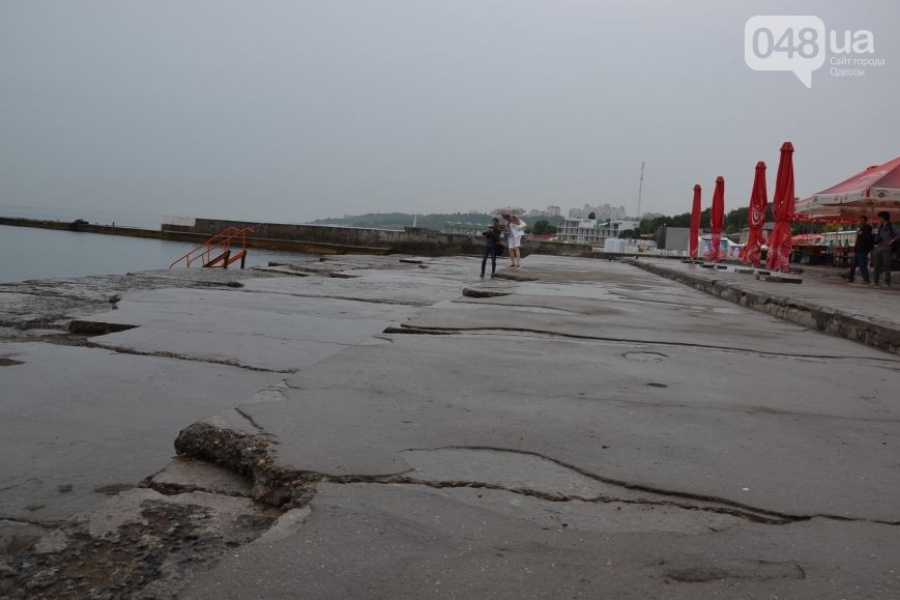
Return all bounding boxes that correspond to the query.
[556,218,640,245]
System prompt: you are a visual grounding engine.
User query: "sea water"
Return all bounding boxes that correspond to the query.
[0,204,169,230]
[0,206,312,283]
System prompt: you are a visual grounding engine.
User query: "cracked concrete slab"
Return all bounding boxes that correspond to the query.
[7,254,900,598]
[206,333,900,522]
[0,268,286,338]
[409,266,894,359]
[76,285,422,371]
[180,483,900,599]
[241,256,482,306]
[0,342,276,521]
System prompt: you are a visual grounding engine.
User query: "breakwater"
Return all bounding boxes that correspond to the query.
[163,218,484,255]
[3,215,594,257]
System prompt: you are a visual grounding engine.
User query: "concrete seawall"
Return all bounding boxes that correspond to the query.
[166,217,595,257]
[163,218,488,256]
[2,215,594,257]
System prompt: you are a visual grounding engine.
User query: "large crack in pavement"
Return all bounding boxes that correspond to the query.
[80,341,300,374]
[386,324,900,363]
[170,422,900,528]
[7,324,302,373]
[237,287,434,307]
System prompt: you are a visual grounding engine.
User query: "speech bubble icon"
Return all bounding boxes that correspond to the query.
[745,15,826,88]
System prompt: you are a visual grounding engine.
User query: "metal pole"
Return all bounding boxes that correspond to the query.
[637,160,645,222]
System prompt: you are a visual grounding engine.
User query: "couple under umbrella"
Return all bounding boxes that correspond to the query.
[480,207,527,278]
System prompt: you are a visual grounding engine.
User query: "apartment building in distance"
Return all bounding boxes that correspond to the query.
[556,218,639,246]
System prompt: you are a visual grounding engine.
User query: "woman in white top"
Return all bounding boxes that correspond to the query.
[503,215,526,269]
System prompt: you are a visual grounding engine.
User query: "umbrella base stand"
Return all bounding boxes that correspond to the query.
[701,263,727,270]
[734,267,755,274]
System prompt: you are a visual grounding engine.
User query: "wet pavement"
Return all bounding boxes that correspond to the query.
[2,255,900,598]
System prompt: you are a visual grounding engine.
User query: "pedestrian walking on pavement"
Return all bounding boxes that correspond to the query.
[503,214,526,269]
[848,215,875,286]
[873,211,899,288]
[480,218,503,278]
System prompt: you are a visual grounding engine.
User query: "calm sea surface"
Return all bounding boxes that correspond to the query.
[0,206,312,284]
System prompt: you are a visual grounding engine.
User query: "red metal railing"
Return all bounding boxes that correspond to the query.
[169,227,255,269]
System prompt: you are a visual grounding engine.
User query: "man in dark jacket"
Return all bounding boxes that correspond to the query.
[873,211,899,288]
[480,218,502,278]
[848,215,874,285]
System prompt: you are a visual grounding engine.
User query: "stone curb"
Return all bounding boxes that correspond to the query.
[624,259,900,356]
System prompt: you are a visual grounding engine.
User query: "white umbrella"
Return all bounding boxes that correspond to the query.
[493,205,526,216]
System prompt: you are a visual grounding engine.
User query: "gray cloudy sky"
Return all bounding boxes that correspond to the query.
[1,0,898,223]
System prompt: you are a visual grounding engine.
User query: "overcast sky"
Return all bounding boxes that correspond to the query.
[1,0,898,223]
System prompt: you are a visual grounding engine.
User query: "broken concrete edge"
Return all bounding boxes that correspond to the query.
[67,320,137,336]
[3,488,279,600]
[492,271,539,282]
[624,259,900,356]
[174,422,317,509]
[461,287,512,298]
[255,265,311,277]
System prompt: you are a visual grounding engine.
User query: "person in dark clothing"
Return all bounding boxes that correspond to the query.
[480,218,502,278]
[873,211,899,287]
[848,215,874,285]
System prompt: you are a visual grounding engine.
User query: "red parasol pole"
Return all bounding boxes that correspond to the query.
[705,177,725,261]
[740,161,768,266]
[689,184,701,259]
[766,142,795,272]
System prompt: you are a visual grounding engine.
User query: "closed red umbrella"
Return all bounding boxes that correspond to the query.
[689,184,701,258]
[739,161,768,266]
[705,176,725,261]
[766,142,795,272]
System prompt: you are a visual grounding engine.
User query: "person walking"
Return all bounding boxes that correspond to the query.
[873,211,899,288]
[847,215,874,286]
[503,215,526,269]
[480,218,502,278]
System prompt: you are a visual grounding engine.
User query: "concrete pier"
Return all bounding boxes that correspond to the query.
[2,256,899,598]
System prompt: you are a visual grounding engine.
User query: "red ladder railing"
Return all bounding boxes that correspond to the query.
[169,227,255,269]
